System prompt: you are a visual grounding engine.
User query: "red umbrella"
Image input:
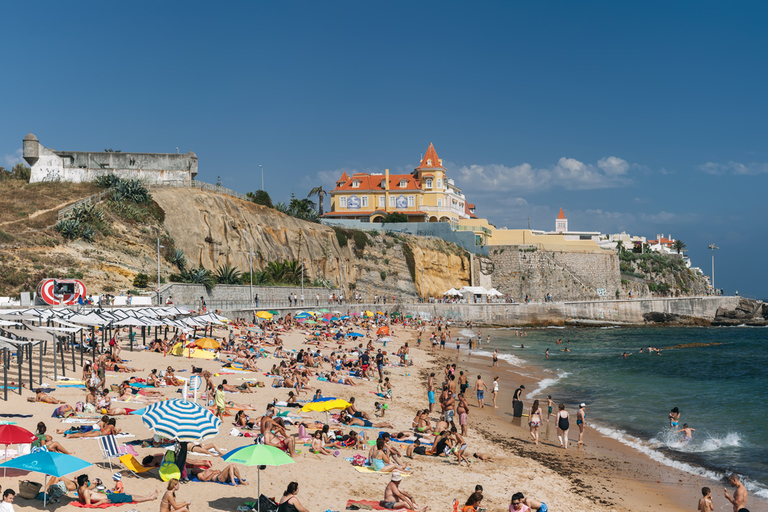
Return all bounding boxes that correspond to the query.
[0,424,36,477]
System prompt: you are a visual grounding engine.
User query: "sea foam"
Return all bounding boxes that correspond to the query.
[526,371,570,399]
[472,349,525,367]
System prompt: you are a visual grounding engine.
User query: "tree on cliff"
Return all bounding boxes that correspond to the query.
[246,190,273,208]
[382,212,408,223]
[307,186,327,216]
[0,163,31,181]
[674,239,687,254]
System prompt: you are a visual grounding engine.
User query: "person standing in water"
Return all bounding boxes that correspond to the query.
[677,423,695,443]
[669,407,680,427]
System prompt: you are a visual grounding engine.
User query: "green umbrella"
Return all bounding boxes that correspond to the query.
[268,310,280,315]
[223,445,294,512]
[319,308,330,313]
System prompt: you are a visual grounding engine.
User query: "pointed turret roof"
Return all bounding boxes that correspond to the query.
[557,208,566,220]
[337,171,349,183]
[416,143,443,170]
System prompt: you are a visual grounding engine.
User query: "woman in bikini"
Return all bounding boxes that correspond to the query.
[66,418,120,438]
[311,431,333,455]
[165,367,183,386]
[528,399,542,446]
[160,478,189,512]
[189,465,247,485]
[370,438,410,473]
[339,411,394,429]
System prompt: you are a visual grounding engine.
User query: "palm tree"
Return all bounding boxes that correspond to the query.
[307,186,327,216]
[674,239,687,254]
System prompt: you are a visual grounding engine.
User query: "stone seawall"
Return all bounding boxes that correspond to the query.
[222,296,740,327]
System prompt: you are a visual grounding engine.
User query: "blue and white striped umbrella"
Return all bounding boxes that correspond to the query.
[138,399,221,442]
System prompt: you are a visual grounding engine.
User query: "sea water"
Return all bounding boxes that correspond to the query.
[480,325,768,497]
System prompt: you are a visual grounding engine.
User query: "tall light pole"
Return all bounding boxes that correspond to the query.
[242,229,253,303]
[301,258,305,299]
[421,267,424,302]
[339,260,344,298]
[708,243,719,291]
[156,238,164,305]
[260,165,264,191]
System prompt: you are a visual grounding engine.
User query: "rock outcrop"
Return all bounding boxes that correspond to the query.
[712,297,768,326]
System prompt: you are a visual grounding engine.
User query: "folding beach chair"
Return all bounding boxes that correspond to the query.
[97,434,123,471]
[119,454,153,479]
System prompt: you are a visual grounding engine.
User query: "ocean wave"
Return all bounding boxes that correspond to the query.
[650,429,741,453]
[526,371,570,399]
[592,423,768,498]
[458,328,477,338]
[473,349,525,367]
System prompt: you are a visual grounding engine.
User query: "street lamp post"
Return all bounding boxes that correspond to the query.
[260,165,264,191]
[708,243,719,291]
[156,238,164,305]
[339,260,344,300]
[301,258,305,301]
[421,267,424,302]
[242,230,254,303]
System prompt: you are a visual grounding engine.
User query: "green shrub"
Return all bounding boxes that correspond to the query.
[133,273,150,288]
[380,270,387,281]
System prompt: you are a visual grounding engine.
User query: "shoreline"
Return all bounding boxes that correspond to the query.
[440,338,768,511]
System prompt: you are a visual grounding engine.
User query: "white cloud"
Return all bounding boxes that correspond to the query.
[699,161,768,175]
[452,155,634,194]
[597,156,629,175]
[3,148,22,168]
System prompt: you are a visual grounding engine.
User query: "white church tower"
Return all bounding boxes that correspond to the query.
[556,207,568,233]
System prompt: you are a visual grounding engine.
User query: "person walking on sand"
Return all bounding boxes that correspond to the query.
[577,403,587,445]
[556,403,570,449]
[546,396,554,421]
[492,349,499,367]
[723,473,747,512]
[529,400,543,446]
[491,376,499,408]
[474,375,488,409]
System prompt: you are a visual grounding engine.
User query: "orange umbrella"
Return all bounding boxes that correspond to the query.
[377,326,390,336]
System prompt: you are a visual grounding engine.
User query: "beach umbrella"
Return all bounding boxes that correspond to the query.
[341,316,350,320]
[377,326,390,336]
[332,311,343,315]
[319,309,330,313]
[0,451,92,507]
[351,312,361,316]
[364,311,374,317]
[321,318,330,323]
[255,311,273,320]
[267,310,280,316]
[377,336,395,344]
[0,424,36,477]
[405,315,413,318]
[295,313,310,319]
[304,320,317,325]
[348,332,363,338]
[138,399,221,442]
[322,313,333,319]
[330,317,340,322]
[223,444,295,512]
[390,312,401,317]
[195,337,220,349]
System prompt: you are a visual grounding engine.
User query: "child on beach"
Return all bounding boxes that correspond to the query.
[698,487,713,512]
[111,473,124,494]
[677,423,695,443]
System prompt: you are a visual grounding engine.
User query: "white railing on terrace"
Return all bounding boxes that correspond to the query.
[58,179,249,220]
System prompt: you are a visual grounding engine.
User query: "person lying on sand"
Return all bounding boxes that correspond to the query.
[339,411,393,429]
[65,418,120,438]
[188,465,248,485]
[472,452,495,462]
[190,441,226,456]
[34,422,72,454]
[76,474,158,505]
[36,389,65,404]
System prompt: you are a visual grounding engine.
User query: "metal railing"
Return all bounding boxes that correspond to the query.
[57,189,113,221]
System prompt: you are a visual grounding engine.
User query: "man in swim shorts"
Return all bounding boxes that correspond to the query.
[510,491,548,512]
[380,472,426,512]
[474,375,487,409]
[723,473,748,512]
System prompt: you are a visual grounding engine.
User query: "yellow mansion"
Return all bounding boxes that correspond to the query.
[324,143,476,225]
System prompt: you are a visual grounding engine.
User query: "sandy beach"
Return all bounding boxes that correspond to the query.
[0,317,758,512]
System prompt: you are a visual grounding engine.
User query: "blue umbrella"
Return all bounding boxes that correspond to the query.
[348,332,363,337]
[341,316,350,320]
[0,451,92,507]
[330,316,340,322]
[295,312,310,319]
[138,399,221,442]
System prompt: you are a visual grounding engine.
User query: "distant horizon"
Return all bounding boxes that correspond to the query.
[2,2,766,297]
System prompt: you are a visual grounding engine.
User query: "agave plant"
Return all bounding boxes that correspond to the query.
[94,174,122,189]
[55,219,81,240]
[182,266,215,288]
[169,249,188,271]
[80,226,95,242]
[214,264,242,285]
[113,179,150,204]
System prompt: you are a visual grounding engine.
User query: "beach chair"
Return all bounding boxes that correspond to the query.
[119,454,153,479]
[97,434,124,471]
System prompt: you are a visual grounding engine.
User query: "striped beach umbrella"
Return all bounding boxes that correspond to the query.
[139,399,221,442]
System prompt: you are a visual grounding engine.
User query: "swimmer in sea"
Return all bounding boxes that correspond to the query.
[545,348,549,359]
[669,407,680,428]
[677,423,695,443]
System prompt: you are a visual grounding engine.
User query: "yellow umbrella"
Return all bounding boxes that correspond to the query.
[301,399,351,413]
[255,311,273,319]
[364,311,374,317]
[195,338,220,349]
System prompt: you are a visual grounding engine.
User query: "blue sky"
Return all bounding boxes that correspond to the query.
[2,2,767,298]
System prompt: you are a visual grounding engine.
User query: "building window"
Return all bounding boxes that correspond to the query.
[437,198,443,207]
[389,196,396,207]
[399,180,406,188]
[361,196,368,207]
[339,196,347,208]
[436,178,442,189]
[425,178,433,189]
[408,196,415,207]
[426,159,432,166]
[378,196,385,207]
[352,181,360,188]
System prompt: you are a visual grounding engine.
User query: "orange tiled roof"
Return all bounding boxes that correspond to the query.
[557,208,566,220]
[416,143,443,169]
[336,171,349,183]
[649,237,675,246]
[323,210,427,217]
[465,202,478,219]
[332,173,422,192]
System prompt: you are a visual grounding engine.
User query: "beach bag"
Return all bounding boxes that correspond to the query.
[52,405,75,418]
[75,401,84,412]
[351,454,366,466]
[18,480,42,499]
[257,495,278,512]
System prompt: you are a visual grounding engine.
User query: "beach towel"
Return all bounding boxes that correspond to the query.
[59,384,87,388]
[351,466,412,476]
[70,501,138,508]
[188,475,245,486]
[346,499,414,512]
